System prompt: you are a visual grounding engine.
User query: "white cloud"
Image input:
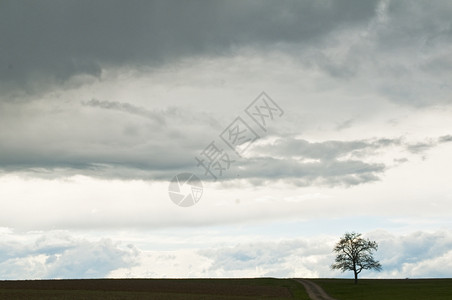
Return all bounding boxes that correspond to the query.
[1,227,452,279]
[368,230,452,278]
[0,230,139,279]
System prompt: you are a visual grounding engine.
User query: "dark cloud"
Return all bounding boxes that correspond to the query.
[381,0,452,50]
[1,0,451,108]
[0,0,379,92]
[371,0,452,105]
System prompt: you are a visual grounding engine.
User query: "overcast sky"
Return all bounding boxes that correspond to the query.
[1,0,452,279]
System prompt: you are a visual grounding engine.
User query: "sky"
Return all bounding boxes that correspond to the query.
[1,0,452,279]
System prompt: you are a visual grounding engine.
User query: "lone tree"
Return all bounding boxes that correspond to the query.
[331,232,382,284]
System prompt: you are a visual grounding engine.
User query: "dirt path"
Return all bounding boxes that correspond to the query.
[294,279,338,300]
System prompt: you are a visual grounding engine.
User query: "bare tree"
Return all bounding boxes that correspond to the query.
[331,232,382,284]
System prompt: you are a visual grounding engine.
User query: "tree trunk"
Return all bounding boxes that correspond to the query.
[354,270,358,284]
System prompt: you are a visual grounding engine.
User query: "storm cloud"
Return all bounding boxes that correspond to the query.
[1,0,379,91]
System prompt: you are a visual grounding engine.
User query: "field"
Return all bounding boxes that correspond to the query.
[1,278,451,299]
[0,278,310,300]
[313,278,452,300]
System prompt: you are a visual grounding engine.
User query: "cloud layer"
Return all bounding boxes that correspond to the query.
[2,0,452,185]
[2,229,451,279]
[1,0,379,91]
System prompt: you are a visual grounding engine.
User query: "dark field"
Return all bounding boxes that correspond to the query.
[2,278,452,300]
[313,278,452,300]
[0,278,310,300]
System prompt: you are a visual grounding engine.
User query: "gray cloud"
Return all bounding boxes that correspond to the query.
[219,137,393,186]
[252,137,400,160]
[406,135,452,154]
[211,135,451,186]
[0,116,389,186]
[229,157,384,187]
[1,0,451,186]
[296,0,452,105]
[1,99,448,187]
[0,98,222,179]
[439,135,452,143]
[1,0,451,108]
[379,0,452,50]
[82,99,165,125]
[1,0,378,93]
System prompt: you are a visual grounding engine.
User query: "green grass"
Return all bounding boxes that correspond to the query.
[0,278,310,300]
[313,278,452,300]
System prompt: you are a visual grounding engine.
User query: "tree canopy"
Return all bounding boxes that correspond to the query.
[331,232,382,284]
